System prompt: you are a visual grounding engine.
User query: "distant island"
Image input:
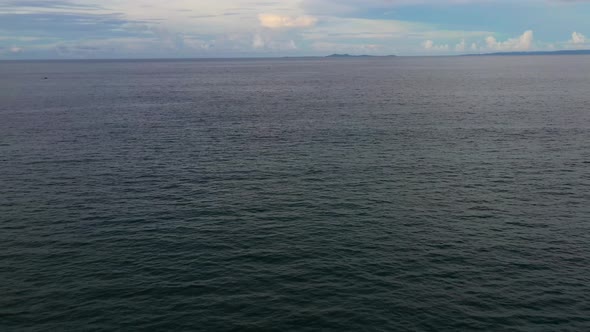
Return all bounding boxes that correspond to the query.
[464,49,590,56]
[326,54,397,58]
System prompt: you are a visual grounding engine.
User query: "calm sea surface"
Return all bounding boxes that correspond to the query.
[1,56,589,331]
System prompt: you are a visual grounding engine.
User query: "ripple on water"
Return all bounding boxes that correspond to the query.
[1,57,590,331]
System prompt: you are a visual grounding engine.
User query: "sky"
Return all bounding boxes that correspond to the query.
[1,0,590,59]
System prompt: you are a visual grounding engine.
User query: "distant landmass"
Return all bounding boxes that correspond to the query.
[326,54,397,58]
[464,49,590,56]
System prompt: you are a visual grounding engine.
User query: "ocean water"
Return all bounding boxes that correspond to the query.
[1,56,589,331]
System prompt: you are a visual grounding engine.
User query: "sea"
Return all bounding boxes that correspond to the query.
[1,56,589,331]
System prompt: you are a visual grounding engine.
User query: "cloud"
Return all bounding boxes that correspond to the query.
[422,31,537,54]
[252,34,265,48]
[485,30,534,51]
[0,45,24,56]
[570,31,586,44]
[258,14,317,29]
[455,39,466,52]
[0,12,149,38]
[564,31,587,49]
[423,40,449,51]
[0,0,102,10]
[1,0,589,58]
[300,0,525,15]
[250,32,298,51]
[9,46,23,53]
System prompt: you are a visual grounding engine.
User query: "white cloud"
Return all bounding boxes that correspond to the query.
[485,30,534,51]
[258,14,317,29]
[2,0,582,57]
[250,31,299,51]
[9,47,24,53]
[455,39,466,52]
[421,31,538,55]
[570,31,586,44]
[252,34,265,48]
[423,40,449,51]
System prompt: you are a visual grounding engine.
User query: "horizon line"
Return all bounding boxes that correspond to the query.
[1,49,590,62]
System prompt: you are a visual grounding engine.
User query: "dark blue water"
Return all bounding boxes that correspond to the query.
[1,57,589,331]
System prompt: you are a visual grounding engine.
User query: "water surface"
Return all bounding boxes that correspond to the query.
[1,56,589,331]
